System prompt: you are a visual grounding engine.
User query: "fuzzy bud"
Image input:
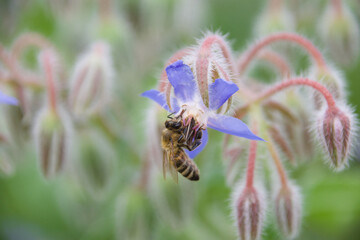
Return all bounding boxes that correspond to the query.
[232,184,266,240]
[319,1,359,66]
[255,2,294,36]
[74,130,117,201]
[68,41,114,119]
[33,106,72,178]
[316,105,354,170]
[274,182,302,239]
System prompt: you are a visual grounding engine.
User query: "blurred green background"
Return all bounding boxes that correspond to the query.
[0,0,360,240]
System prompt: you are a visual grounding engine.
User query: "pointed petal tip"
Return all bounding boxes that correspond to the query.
[208,115,265,141]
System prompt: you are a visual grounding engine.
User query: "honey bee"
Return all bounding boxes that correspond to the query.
[161,113,202,182]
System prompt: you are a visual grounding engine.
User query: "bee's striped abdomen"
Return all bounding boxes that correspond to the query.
[173,150,200,181]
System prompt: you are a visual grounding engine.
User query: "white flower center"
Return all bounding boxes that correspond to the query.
[179,103,208,129]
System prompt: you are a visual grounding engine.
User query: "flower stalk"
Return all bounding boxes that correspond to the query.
[237,33,327,75]
[195,34,234,107]
[245,121,258,188]
[235,77,338,118]
[41,50,58,113]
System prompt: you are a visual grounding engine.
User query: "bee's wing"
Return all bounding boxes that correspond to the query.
[169,141,179,184]
[168,159,178,184]
[163,149,178,183]
[162,150,168,180]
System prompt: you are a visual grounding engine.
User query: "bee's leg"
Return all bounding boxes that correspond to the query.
[167,112,176,119]
[195,130,202,140]
[177,133,185,143]
[181,144,193,151]
[184,118,194,139]
[188,140,201,151]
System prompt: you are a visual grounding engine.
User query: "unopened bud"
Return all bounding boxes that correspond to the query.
[316,105,355,170]
[319,2,359,66]
[255,3,294,36]
[68,41,114,119]
[274,182,302,239]
[74,130,117,201]
[232,183,266,240]
[33,106,72,178]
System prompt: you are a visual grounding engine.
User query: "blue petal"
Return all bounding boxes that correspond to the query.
[166,60,196,103]
[0,91,18,105]
[186,129,208,159]
[208,115,264,141]
[141,89,179,112]
[209,78,239,110]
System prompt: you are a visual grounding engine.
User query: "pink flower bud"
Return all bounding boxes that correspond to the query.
[33,106,73,178]
[316,105,355,170]
[68,41,114,118]
[232,183,266,240]
[274,182,302,239]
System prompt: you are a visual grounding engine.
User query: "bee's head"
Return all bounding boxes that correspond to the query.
[165,118,182,130]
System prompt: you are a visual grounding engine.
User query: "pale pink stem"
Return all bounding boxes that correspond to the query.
[0,44,42,87]
[237,33,327,75]
[266,139,288,188]
[332,0,343,15]
[11,32,53,59]
[269,0,283,11]
[196,35,235,107]
[245,121,258,188]
[98,0,113,20]
[256,78,336,108]
[41,52,57,112]
[235,78,337,118]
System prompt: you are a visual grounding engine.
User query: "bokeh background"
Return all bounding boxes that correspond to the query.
[0,0,360,240]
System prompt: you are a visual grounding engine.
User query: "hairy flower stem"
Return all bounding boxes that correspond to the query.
[11,33,53,59]
[42,52,57,113]
[0,44,42,88]
[237,33,327,75]
[269,0,283,10]
[266,133,288,188]
[332,0,343,15]
[257,78,336,108]
[245,119,258,188]
[235,78,337,118]
[196,35,234,107]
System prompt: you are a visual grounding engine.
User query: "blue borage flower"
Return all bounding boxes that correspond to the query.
[142,60,263,158]
[0,91,18,105]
